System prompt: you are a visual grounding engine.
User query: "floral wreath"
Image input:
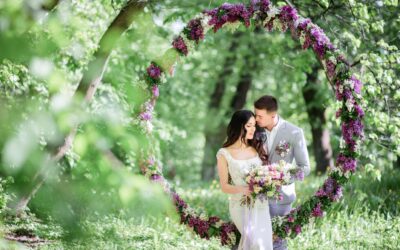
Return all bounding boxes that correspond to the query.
[136,0,364,246]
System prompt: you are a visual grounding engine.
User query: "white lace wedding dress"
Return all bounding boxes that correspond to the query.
[217,148,273,250]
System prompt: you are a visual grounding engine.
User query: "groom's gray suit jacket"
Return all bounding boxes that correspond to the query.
[262,119,310,209]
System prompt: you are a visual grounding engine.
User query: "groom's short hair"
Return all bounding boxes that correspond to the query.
[254,95,278,112]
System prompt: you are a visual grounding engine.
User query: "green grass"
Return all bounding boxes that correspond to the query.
[2,170,400,249]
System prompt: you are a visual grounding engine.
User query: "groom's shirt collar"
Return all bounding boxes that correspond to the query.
[264,116,283,153]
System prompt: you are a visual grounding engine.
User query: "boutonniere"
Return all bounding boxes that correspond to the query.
[275,140,291,157]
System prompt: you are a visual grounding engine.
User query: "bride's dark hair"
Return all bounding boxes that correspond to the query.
[223,110,269,165]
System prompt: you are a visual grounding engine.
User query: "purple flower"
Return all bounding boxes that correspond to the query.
[172,36,188,56]
[250,0,271,13]
[302,34,312,50]
[280,5,298,23]
[310,26,331,57]
[265,18,275,31]
[140,112,152,121]
[150,174,162,181]
[172,192,188,209]
[220,222,238,245]
[284,225,291,234]
[185,18,204,43]
[354,104,364,118]
[204,3,253,32]
[311,202,324,217]
[288,216,294,223]
[152,85,159,97]
[315,188,326,197]
[326,59,336,79]
[336,153,357,172]
[342,119,364,150]
[335,108,342,119]
[208,216,220,224]
[146,63,161,79]
[331,185,343,201]
[315,177,343,202]
[294,225,302,234]
[298,18,311,30]
[350,75,362,94]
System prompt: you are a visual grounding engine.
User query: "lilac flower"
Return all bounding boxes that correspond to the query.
[315,177,343,202]
[354,104,364,118]
[298,18,311,30]
[140,112,152,121]
[302,34,312,50]
[331,185,343,201]
[150,174,162,181]
[310,26,331,57]
[172,36,188,56]
[204,3,253,32]
[335,108,342,119]
[188,216,197,227]
[208,216,220,224]
[294,225,302,234]
[284,225,291,234]
[220,222,237,245]
[172,192,188,209]
[152,85,159,97]
[326,59,336,79]
[336,153,357,172]
[146,63,161,79]
[342,119,364,148]
[280,5,298,23]
[315,188,326,197]
[185,18,204,43]
[311,202,323,217]
[265,18,275,31]
[350,75,362,94]
[196,220,211,238]
[250,0,271,13]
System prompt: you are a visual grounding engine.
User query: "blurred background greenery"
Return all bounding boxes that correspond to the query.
[0,0,399,249]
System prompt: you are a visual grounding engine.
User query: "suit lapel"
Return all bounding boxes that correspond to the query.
[268,121,287,160]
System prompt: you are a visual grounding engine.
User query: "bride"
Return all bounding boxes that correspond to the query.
[216,110,273,250]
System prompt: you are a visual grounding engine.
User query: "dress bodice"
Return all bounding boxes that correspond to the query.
[216,148,262,186]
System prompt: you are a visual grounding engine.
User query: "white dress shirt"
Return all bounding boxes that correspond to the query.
[265,116,283,153]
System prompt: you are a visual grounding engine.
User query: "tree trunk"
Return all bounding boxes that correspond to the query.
[302,65,333,174]
[201,34,256,181]
[395,156,400,170]
[14,0,147,214]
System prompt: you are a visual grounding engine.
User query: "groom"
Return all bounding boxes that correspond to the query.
[254,95,310,250]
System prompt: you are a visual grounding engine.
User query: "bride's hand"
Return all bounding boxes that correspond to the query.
[239,186,251,196]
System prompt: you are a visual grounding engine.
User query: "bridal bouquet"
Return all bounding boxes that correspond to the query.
[240,160,298,207]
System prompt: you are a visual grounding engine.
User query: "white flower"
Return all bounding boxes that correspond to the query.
[254,186,262,194]
[245,176,251,183]
[345,99,354,111]
[199,213,208,221]
[339,85,344,94]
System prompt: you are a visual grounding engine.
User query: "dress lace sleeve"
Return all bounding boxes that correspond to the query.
[216,148,229,162]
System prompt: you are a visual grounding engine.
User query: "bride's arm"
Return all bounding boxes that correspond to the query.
[217,155,250,195]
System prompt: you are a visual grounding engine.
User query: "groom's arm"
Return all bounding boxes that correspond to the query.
[292,128,310,179]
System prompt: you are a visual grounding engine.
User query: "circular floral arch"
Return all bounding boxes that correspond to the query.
[137,0,364,246]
